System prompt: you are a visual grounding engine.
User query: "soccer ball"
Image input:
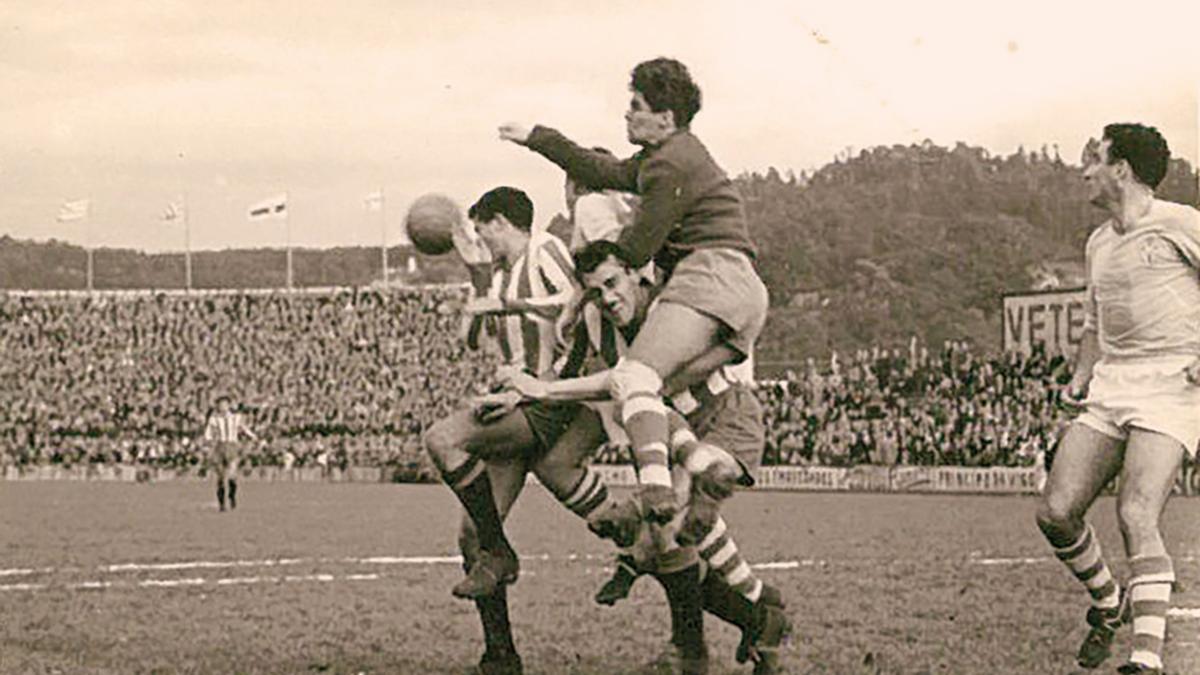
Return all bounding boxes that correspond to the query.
[404,193,461,256]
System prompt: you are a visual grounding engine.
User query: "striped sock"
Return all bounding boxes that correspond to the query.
[697,516,763,603]
[1128,555,1174,671]
[612,361,671,488]
[1052,523,1120,610]
[556,467,611,520]
[622,393,671,488]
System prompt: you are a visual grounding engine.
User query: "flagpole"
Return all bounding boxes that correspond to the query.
[380,187,389,286]
[183,192,193,291]
[285,190,293,290]
[85,199,94,293]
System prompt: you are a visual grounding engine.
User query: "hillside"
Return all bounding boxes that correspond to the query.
[744,143,1197,365]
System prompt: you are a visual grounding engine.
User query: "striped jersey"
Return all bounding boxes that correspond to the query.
[480,231,576,378]
[1084,199,1200,360]
[559,298,754,417]
[204,411,252,443]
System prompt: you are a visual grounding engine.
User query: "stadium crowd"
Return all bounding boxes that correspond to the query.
[1,289,1069,474]
[756,341,1069,469]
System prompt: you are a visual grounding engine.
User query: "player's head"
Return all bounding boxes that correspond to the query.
[564,147,616,211]
[1083,123,1170,206]
[626,57,701,146]
[468,187,534,259]
[574,240,647,327]
[214,395,233,413]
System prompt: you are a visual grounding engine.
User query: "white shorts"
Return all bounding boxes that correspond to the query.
[1078,355,1200,457]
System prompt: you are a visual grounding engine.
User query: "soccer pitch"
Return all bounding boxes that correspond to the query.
[2,482,1198,674]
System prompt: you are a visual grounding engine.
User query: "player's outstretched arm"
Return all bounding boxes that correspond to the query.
[500,123,640,193]
[505,341,740,404]
[505,370,610,403]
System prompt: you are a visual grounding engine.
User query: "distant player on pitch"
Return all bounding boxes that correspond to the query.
[203,395,258,512]
[1035,123,1200,675]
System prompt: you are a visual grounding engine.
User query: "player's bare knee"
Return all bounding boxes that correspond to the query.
[1035,494,1082,536]
[609,359,663,405]
[422,421,461,471]
[1116,496,1160,539]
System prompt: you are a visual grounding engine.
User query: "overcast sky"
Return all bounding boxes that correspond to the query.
[2,0,1197,252]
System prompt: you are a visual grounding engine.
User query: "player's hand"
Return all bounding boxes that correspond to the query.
[504,372,550,401]
[498,123,532,145]
[1185,357,1200,386]
[554,296,583,348]
[451,218,492,266]
[464,297,505,315]
[637,483,678,524]
[473,391,521,424]
[1060,377,1089,410]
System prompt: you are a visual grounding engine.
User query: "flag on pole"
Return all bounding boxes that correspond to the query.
[248,194,287,221]
[57,198,90,223]
[364,190,383,212]
[162,200,185,222]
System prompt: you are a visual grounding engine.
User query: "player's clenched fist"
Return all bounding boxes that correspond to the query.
[498,122,532,145]
[1185,357,1200,386]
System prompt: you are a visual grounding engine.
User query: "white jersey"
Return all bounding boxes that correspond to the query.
[1084,199,1200,360]
[569,191,638,252]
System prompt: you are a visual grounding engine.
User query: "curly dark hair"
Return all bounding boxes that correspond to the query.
[468,186,534,231]
[572,240,636,283]
[630,57,702,128]
[1103,123,1170,189]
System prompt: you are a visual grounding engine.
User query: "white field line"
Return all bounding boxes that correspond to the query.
[5,552,1197,583]
[0,567,54,577]
[0,555,818,593]
[102,558,307,573]
[284,574,334,583]
[967,555,1200,566]
[140,577,206,588]
[970,557,1052,566]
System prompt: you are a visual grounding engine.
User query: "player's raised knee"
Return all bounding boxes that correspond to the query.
[422,420,461,468]
[609,358,663,404]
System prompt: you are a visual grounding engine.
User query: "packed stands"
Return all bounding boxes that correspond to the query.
[1,288,1071,475]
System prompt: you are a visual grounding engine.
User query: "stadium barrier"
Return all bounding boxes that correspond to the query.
[5,462,1197,496]
[0,464,388,483]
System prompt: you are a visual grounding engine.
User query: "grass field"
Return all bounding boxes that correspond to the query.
[2,481,1199,674]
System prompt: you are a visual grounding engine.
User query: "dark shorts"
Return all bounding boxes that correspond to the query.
[520,401,582,457]
[208,442,241,473]
[657,248,769,359]
[687,385,765,475]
